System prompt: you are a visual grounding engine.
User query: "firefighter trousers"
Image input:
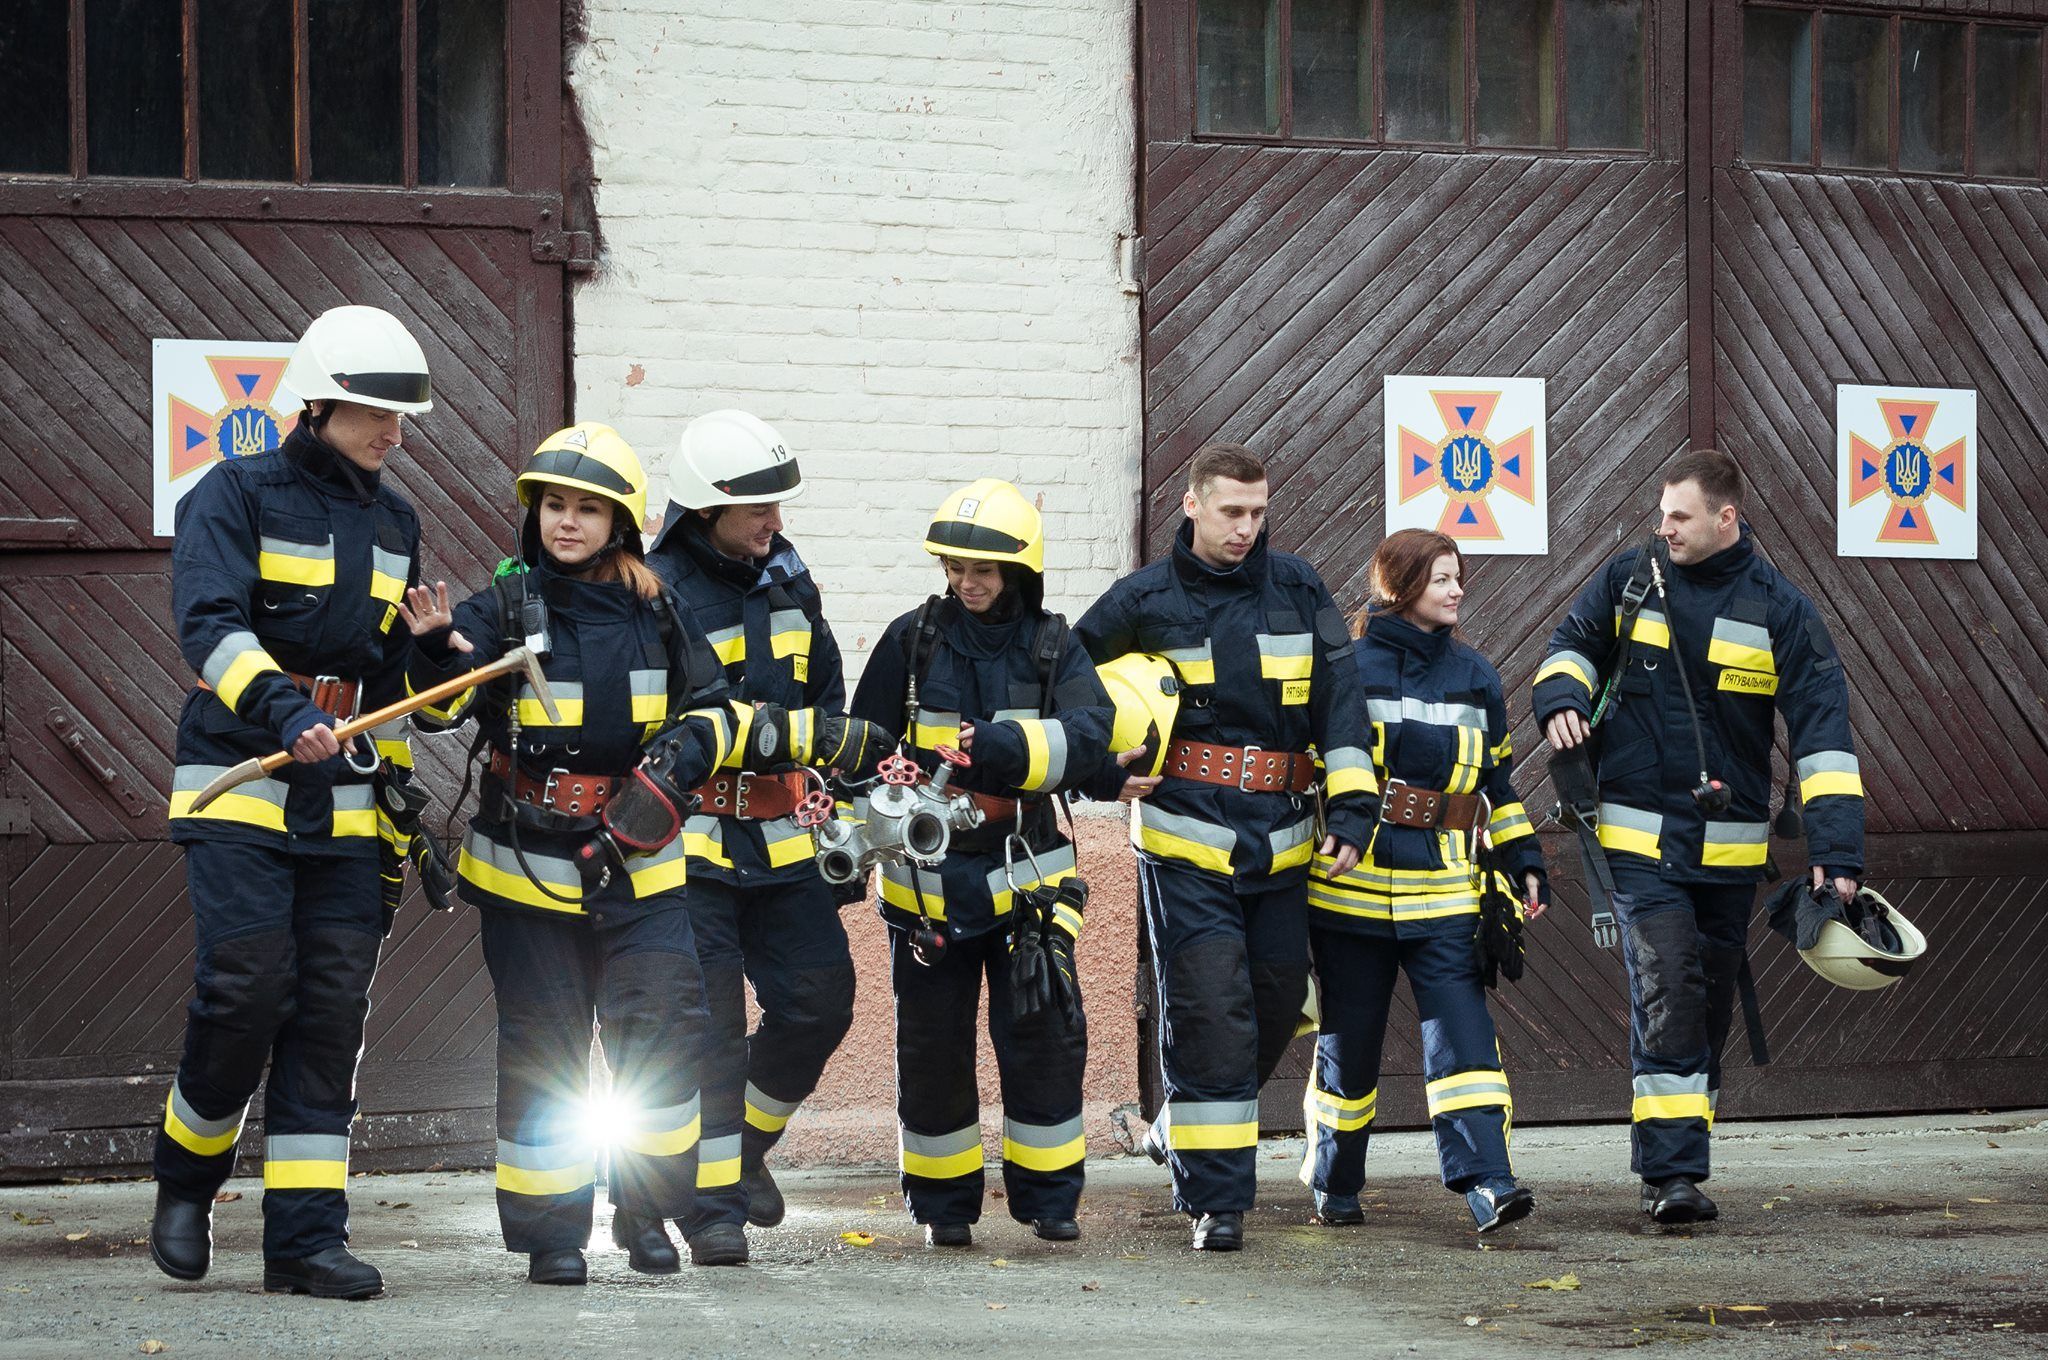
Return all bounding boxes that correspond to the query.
[1303,925,1513,1197]
[1610,863,1753,1183]
[1138,858,1309,1215]
[891,924,1087,1227]
[683,874,856,1234]
[480,893,708,1253]
[153,841,385,1260]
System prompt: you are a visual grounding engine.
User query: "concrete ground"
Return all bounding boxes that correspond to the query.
[1,1111,2042,1360]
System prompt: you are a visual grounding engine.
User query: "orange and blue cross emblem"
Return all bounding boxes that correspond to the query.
[1395,389,1537,540]
[1846,397,1966,545]
[166,356,298,480]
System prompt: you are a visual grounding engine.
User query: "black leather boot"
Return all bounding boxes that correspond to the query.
[1646,1177,1719,1224]
[527,1248,588,1285]
[611,1211,681,1274]
[1313,1191,1364,1226]
[742,1161,786,1228]
[1031,1218,1080,1241]
[262,1245,384,1299]
[687,1221,750,1266]
[149,1188,213,1282]
[924,1222,973,1248]
[1191,1211,1244,1251]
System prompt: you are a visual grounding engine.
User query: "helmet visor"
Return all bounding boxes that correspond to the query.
[926,519,1031,560]
[331,370,432,405]
[713,458,802,499]
[526,446,638,497]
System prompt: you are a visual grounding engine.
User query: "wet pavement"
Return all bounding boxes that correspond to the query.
[2,1110,2042,1358]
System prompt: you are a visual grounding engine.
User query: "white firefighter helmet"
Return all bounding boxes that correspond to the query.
[668,409,803,508]
[1799,887,1928,990]
[281,305,434,414]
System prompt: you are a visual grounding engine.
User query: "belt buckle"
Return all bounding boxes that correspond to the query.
[308,673,343,716]
[542,767,569,810]
[733,773,751,818]
[1238,744,1263,792]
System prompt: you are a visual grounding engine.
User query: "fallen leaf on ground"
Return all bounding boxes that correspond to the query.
[1463,1316,1482,1326]
[1967,1197,1996,1204]
[841,1231,876,1247]
[213,1192,241,1204]
[11,1212,53,1226]
[1119,1252,1146,1261]
[1725,1305,1767,1313]
[1942,1204,1960,1220]
[140,1342,167,1355]
[398,1239,419,1249]
[1761,1197,1790,1210]
[986,1303,1006,1311]
[990,1258,1009,1268]
[1987,1140,2000,1149]
[866,1194,891,1206]
[1523,1274,1581,1291]
[1081,1282,1101,1292]
[1181,1298,1209,1305]
[65,1231,90,1241]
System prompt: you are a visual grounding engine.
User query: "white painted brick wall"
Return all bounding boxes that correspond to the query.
[568,0,1142,673]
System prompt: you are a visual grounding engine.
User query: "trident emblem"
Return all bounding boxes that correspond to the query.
[1888,442,1927,498]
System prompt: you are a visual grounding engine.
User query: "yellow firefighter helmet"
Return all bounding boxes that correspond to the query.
[923,478,1044,574]
[517,423,649,532]
[1096,652,1179,779]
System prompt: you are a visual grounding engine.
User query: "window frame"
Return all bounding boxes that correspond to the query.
[1738,2,2048,184]
[1186,0,1656,156]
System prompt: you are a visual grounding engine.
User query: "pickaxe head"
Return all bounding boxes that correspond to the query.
[504,646,562,725]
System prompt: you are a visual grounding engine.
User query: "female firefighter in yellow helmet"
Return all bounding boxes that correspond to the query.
[396,424,890,1285]
[845,478,1114,1246]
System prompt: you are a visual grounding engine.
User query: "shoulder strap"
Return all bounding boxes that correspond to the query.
[1033,611,1067,714]
[1591,537,1662,727]
[900,596,943,734]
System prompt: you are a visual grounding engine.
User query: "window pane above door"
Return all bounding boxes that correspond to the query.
[310,1,405,184]
[1976,27,2042,179]
[1820,12,1889,170]
[1744,7,1813,165]
[1198,0,1281,135]
[1898,20,1964,175]
[1291,0,1371,139]
[86,0,184,178]
[1565,0,1644,149]
[198,0,295,182]
[0,8,70,174]
[1386,0,1464,142]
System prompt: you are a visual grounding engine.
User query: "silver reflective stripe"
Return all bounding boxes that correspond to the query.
[745,1082,802,1120]
[331,783,375,813]
[1137,805,1237,851]
[1598,803,1663,835]
[768,607,809,635]
[1003,1115,1084,1148]
[1712,618,1772,652]
[628,669,665,699]
[637,1096,700,1132]
[900,1124,981,1159]
[1797,750,1860,778]
[1543,649,1599,687]
[984,842,1079,899]
[761,818,810,846]
[370,715,409,741]
[266,1133,350,1163]
[1365,696,1487,731]
[1167,1099,1259,1126]
[173,764,288,808]
[525,679,584,704]
[1269,815,1315,858]
[1034,720,1069,788]
[1491,806,1533,834]
[1322,745,1370,773]
[497,1138,589,1171]
[1637,608,1669,633]
[699,1134,741,1162]
[200,630,269,692]
[260,534,334,562]
[1632,1073,1709,1098]
[370,544,409,582]
[991,707,1040,722]
[707,623,744,652]
[464,830,581,892]
[881,861,946,900]
[1703,820,1767,845]
[1256,632,1312,660]
[170,1080,244,1139]
[1429,1074,1510,1105]
[1159,642,1213,672]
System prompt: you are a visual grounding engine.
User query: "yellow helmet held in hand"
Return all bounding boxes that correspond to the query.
[1096,652,1179,778]
[924,478,1044,574]
[518,423,649,532]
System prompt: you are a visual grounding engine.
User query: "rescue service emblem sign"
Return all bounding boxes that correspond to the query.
[1835,384,1976,560]
[1383,375,1548,555]
[151,338,300,536]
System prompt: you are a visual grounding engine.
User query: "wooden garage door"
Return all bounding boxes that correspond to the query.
[0,1,582,1179]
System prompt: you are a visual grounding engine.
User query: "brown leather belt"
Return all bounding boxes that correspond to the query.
[1379,779,1485,832]
[965,789,1022,823]
[198,669,360,719]
[1163,740,1316,794]
[690,771,813,820]
[487,749,619,816]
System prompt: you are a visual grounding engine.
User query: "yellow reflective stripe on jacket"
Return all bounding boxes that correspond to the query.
[1489,801,1535,844]
[697,1134,742,1188]
[1321,744,1378,798]
[496,1138,597,1198]
[370,715,412,770]
[257,533,336,587]
[199,629,286,713]
[1159,642,1214,686]
[768,607,811,660]
[880,862,949,918]
[627,837,689,897]
[408,664,477,724]
[706,623,745,667]
[900,1123,983,1180]
[985,842,1079,917]
[369,544,409,604]
[1256,631,1313,681]
[1133,805,1234,875]
[163,1081,246,1157]
[1701,820,1769,867]
[1008,716,1069,793]
[1631,1073,1711,1124]
[1797,750,1864,802]
[169,764,289,832]
[1426,1069,1511,1116]
[703,700,747,770]
[912,707,961,752]
[1303,1084,1375,1132]
[1270,814,1316,872]
[1619,607,1670,649]
[1165,1099,1258,1150]
[331,783,377,838]
[1002,1115,1085,1172]
[628,668,667,725]
[517,678,583,730]
[762,818,815,868]
[1534,648,1599,693]
[1708,618,1775,676]
[1448,724,1485,795]
[458,832,586,915]
[263,1133,349,1190]
[745,1081,803,1134]
[619,1097,700,1158]
[1595,802,1661,858]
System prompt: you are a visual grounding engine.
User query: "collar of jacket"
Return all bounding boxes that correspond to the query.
[533,552,636,623]
[282,421,380,504]
[1364,607,1452,664]
[1674,524,1756,587]
[661,508,806,591]
[937,593,1029,659]
[1170,517,1268,588]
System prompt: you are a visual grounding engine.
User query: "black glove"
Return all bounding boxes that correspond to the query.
[815,714,897,778]
[409,824,457,912]
[377,832,408,919]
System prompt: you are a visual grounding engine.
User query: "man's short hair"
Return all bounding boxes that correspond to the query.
[1664,448,1744,511]
[1188,442,1267,500]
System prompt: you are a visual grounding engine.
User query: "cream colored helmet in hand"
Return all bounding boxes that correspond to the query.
[282,304,434,414]
[1800,887,1928,990]
[669,409,803,508]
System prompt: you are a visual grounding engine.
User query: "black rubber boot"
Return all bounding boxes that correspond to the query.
[924,1223,973,1248]
[149,1188,213,1282]
[1647,1177,1719,1224]
[1191,1211,1244,1252]
[743,1161,786,1228]
[1465,1179,1536,1233]
[262,1245,384,1300]
[611,1211,681,1274]
[1031,1218,1080,1242]
[527,1248,588,1285]
[1313,1191,1364,1226]
[688,1221,750,1266]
